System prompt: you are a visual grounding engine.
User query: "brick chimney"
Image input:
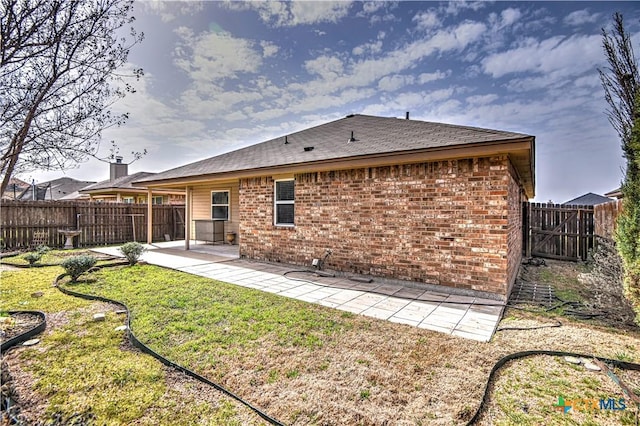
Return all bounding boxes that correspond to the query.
[109,156,128,181]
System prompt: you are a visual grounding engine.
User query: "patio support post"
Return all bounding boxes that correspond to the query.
[185,186,191,250]
[147,188,153,244]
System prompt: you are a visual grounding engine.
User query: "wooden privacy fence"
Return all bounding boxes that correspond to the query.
[0,200,185,250]
[523,202,594,261]
[594,199,623,240]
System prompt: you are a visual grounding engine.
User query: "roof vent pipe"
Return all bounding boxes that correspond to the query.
[284,135,289,144]
[348,131,356,143]
[405,111,409,120]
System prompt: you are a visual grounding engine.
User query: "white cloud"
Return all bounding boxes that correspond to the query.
[573,74,600,88]
[260,41,279,58]
[451,21,488,46]
[483,8,523,53]
[564,10,599,26]
[304,55,345,80]
[290,1,352,25]
[482,34,602,79]
[357,1,399,24]
[466,94,498,106]
[353,31,386,56]
[224,111,248,122]
[288,20,485,105]
[418,70,449,84]
[500,8,522,27]
[361,1,386,15]
[173,28,263,81]
[378,74,414,92]
[352,40,383,56]
[140,1,204,23]
[387,88,456,111]
[100,66,210,166]
[413,10,441,31]
[227,1,353,27]
[179,87,266,119]
[441,1,486,16]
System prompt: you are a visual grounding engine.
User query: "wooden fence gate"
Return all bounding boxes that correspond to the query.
[523,202,595,261]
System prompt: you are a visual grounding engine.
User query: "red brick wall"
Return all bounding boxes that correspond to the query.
[239,155,522,297]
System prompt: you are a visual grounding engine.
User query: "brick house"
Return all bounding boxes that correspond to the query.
[137,114,535,299]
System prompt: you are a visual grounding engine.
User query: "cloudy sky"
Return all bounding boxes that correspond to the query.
[25,1,640,203]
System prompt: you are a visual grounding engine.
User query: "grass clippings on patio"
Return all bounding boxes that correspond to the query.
[1,257,639,425]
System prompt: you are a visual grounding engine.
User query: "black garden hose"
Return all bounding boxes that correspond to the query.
[54,272,285,426]
[465,350,640,425]
[284,270,640,424]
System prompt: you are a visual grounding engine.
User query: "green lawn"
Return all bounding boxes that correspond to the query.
[2,257,639,425]
[0,264,268,425]
[68,264,355,381]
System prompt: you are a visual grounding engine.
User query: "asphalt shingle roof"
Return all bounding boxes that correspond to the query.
[80,172,155,192]
[136,114,532,184]
[563,192,613,206]
[18,177,95,200]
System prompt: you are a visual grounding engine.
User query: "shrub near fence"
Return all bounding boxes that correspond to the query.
[594,199,623,240]
[0,200,185,250]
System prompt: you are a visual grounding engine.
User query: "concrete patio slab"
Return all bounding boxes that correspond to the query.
[91,241,505,342]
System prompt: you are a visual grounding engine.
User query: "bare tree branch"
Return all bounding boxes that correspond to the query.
[0,0,144,193]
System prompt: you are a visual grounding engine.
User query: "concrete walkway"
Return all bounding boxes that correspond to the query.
[93,242,504,342]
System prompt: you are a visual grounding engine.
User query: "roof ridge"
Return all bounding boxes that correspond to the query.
[134,114,533,185]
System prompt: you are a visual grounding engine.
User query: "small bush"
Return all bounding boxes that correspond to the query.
[61,255,97,282]
[23,252,42,267]
[119,242,146,266]
[36,245,51,255]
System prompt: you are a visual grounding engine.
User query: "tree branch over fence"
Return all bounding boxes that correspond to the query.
[0,0,144,194]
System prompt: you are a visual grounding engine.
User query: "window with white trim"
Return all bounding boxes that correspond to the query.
[122,196,134,204]
[274,179,294,226]
[152,196,164,205]
[211,190,230,220]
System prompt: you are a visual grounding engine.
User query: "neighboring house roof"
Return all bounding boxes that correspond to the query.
[135,114,535,197]
[59,190,91,200]
[563,192,613,206]
[18,177,95,200]
[80,172,185,197]
[604,187,623,199]
[2,178,30,199]
[80,172,156,193]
